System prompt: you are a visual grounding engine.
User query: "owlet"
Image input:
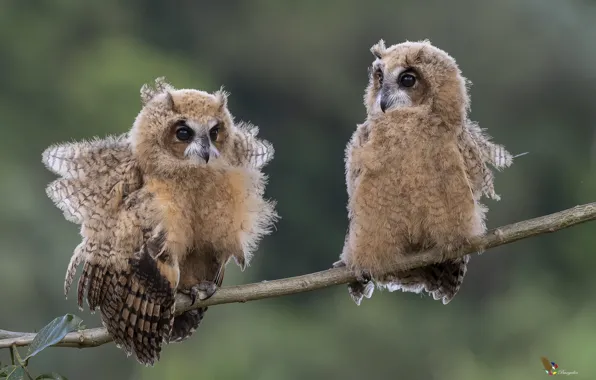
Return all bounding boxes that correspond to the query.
[42,78,278,365]
[335,40,515,305]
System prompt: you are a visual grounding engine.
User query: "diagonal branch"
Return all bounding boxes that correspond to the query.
[0,202,594,349]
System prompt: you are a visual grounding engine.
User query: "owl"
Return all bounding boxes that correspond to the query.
[334,40,514,305]
[42,77,278,365]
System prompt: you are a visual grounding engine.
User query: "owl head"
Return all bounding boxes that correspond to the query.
[365,39,470,125]
[130,77,238,175]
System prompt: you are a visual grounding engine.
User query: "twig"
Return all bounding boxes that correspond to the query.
[0,202,594,350]
[0,328,112,349]
[0,331,30,340]
[9,344,15,365]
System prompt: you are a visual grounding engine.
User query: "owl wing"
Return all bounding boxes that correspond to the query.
[342,122,375,305]
[42,134,142,225]
[231,121,275,169]
[75,190,178,365]
[43,136,178,365]
[465,121,513,169]
[458,120,513,201]
[43,134,144,295]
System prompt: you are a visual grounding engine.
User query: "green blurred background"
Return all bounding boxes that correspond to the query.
[1,0,595,379]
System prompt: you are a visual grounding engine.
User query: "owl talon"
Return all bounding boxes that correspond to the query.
[234,255,246,271]
[347,280,374,305]
[362,281,375,298]
[345,268,374,305]
[188,281,218,304]
[356,270,372,284]
[349,289,364,306]
[332,259,346,268]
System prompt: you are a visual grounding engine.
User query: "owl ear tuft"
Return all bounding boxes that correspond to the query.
[154,77,174,93]
[140,77,175,106]
[215,86,229,110]
[370,39,386,59]
[164,92,176,112]
[140,83,156,105]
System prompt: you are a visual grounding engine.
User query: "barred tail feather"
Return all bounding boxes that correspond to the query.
[169,308,208,343]
[72,237,178,365]
[378,255,470,305]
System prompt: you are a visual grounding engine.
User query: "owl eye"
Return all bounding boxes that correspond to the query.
[375,69,384,85]
[175,125,194,142]
[209,124,220,142]
[399,73,416,88]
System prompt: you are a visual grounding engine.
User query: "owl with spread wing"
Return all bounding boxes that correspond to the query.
[42,77,278,365]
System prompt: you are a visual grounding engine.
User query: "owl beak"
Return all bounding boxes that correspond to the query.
[198,134,211,163]
[380,97,388,113]
[184,133,220,164]
[201,151,210,163]
[185,135,211,163]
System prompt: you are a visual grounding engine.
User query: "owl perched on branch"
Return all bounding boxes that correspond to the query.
[335,40,515,305]
[42,78,278,365]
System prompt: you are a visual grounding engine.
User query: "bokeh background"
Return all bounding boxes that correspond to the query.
[1,0,595,379]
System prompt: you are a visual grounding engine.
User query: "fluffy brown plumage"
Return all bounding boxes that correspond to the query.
[336,40,514,305]
[42,77,278,365]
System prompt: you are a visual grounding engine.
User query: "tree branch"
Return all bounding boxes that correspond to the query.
[1,202,594,350]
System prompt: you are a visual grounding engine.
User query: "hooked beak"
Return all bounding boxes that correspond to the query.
[198,134,210,163]
[185,134,213,163]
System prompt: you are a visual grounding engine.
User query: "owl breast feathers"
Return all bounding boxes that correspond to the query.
[42,77,278,365]
[339,40,515,305]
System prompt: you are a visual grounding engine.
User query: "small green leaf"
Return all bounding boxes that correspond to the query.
[35,373,68,380]
[0,365,14,378]
[5,366,25,380]
[24,314,83,360]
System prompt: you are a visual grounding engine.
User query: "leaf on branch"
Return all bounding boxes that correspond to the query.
[35,373,69,380]
[0,364,13,378]
[24,315,83,360]
[4,366,24,380]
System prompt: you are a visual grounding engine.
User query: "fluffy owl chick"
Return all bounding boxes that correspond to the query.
[336,40,514,305]
[42,78,277,365]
